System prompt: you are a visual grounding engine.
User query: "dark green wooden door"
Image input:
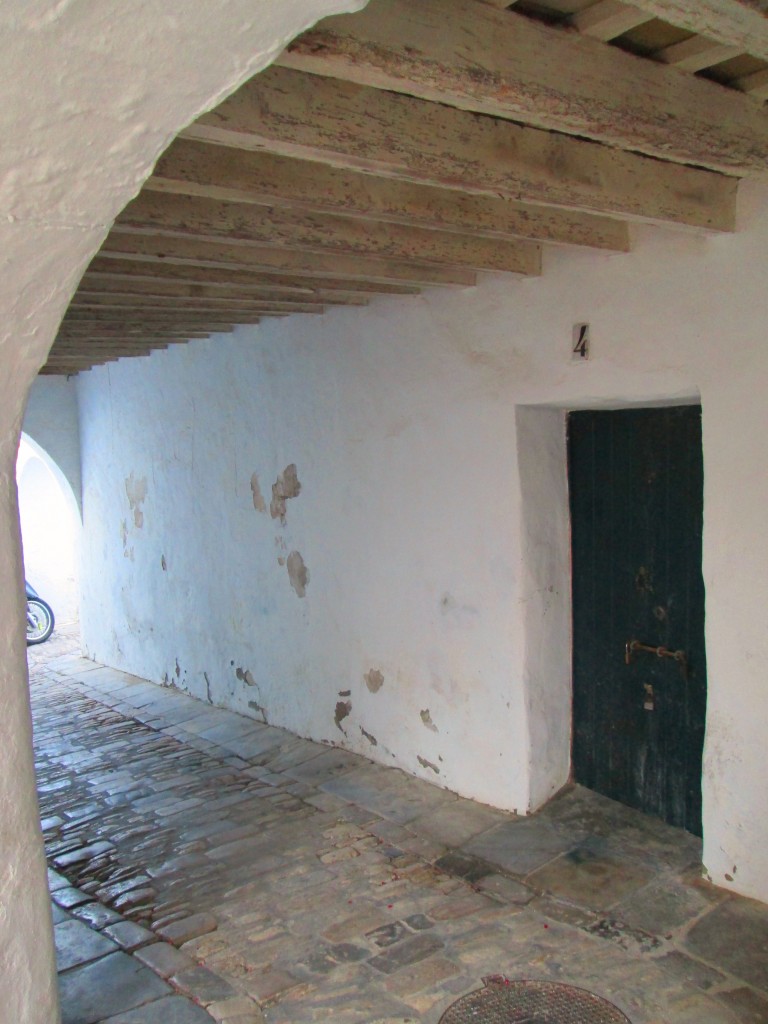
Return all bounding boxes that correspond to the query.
[568,406,707,835]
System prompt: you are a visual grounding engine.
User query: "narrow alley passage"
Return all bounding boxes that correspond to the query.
[31,631,768,1024]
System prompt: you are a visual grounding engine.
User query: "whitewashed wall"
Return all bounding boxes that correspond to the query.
[79,180,768,906]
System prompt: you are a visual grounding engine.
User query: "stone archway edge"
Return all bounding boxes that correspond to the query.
[0,3,367,1021]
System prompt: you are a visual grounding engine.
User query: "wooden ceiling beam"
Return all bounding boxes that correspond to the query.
[72,282,370,305]
[83,258,422,297]
[148,139,629,252]
[42,363,109,374]
[56,326,211,338]
[77,276,313,301]
[114,193,542,276]
[50,344,170,356]
[570,1,653,40]
[735,68,768,100]
[98,233,478,288]
[69,297,331,315]
[70,292,332,310]
[655,36,742,71]
[617,0,768,64]
[274,0,768,176]
[185,67,736,230]
[63,311,264,325]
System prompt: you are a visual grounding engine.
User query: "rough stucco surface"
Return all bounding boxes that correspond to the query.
[79,180,768,908]
[0,2,366,1020]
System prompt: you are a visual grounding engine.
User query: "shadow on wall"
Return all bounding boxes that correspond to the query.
[17,434,81,624]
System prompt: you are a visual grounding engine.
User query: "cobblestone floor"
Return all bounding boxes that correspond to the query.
[30,626,768,1024]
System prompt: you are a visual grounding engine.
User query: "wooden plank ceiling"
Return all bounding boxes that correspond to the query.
[44,0,768,374]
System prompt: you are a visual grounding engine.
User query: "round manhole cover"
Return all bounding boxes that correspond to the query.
[438,977,631,1024]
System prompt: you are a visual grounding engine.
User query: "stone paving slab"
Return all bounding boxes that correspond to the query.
[55,918,119,972]
[28,627,768,1024]
[59,951,173,1024]
[686,898,768,991]
[100,994,215,1023]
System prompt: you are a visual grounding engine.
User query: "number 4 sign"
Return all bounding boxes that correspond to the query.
[572,323,590,362]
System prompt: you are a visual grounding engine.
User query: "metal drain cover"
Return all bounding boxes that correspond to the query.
[439,977,631,1024]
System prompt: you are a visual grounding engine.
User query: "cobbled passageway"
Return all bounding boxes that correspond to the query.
[30,628,768,1023]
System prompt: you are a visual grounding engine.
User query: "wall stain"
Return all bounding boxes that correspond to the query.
[235,666,258,687]
[270,464,301,524]
[440,592,478,620]
[175,659,181,679]
[287,551,309,597]
[418,755,440,774]
[121,519,134,561]
[125,472,148,529]
[250,472,267,513]
[248,699,268,724]
[277,557,286,567]
[335,699,352,733]
[420,709,439,733]
[360,726,378,746]
[365,669,384,693]
[338,689,351,697]
[161,554,167,572]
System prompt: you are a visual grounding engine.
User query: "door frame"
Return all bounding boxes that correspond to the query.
[515,399,708,831]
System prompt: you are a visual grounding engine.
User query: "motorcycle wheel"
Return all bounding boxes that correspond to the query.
[26,598,55,645]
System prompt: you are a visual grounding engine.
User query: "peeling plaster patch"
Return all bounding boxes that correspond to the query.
[248,699,268,724]
[287,551,309,597]
[235,666,258,687]
[420,709,439,733]
[418,755,440,774]
[360,726,378,746]
[365,669,384,693]
[250,472,266,513]
[125,472,148,528]
[335,700,352,732]
[161,554,167,571]
[270,463,301,524]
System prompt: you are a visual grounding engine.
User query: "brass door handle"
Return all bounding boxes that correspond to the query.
[625,640,688,677]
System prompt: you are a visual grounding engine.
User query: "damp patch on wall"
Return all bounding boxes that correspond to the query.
[335,699,352,732]
[270,464,301,524]
[287,550,309,597]
[250,472,267,513]
[235,666,258,687]
[420,709,439,732]
[365,669,384,693]
[125,472,148,528]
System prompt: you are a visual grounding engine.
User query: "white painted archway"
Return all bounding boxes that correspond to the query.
[18,433,81,624]
[0,2,365,1019]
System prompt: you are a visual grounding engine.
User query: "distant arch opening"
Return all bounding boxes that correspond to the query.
[17,433,81,626]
